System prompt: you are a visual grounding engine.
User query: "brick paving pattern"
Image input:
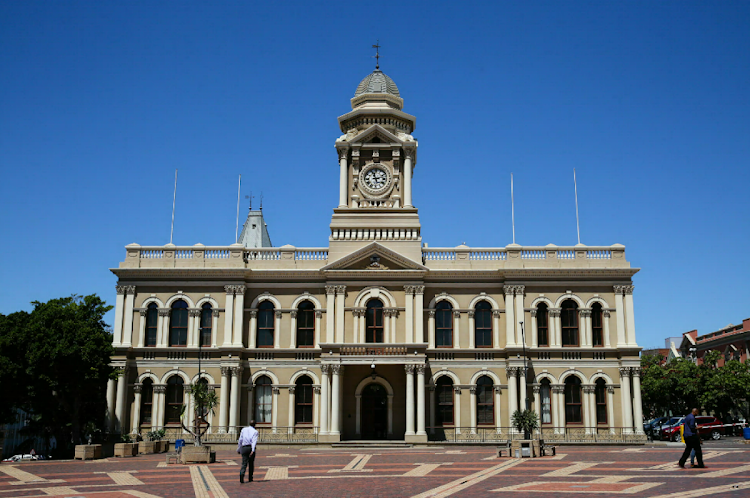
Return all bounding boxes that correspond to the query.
[1,444,749,497]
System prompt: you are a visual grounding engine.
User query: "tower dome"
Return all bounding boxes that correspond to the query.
[354,70,400,98]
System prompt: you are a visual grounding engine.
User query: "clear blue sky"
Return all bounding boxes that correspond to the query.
[1,1,748,349]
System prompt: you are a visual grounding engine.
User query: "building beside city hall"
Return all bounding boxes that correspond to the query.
[107,65,645,444]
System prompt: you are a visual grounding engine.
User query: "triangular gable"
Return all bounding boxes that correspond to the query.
[321,242,427,271]
[349,124,403,145]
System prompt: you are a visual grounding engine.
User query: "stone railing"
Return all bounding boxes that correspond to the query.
[422,244,628,269]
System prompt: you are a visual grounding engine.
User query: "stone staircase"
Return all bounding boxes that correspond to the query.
[331,440,413,448]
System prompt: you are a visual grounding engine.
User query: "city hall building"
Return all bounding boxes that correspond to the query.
[107,66,645,444]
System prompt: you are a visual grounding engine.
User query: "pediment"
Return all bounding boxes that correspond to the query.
[349,125,403,145]
[321,242,427,272]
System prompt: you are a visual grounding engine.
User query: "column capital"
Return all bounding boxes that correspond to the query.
[532,385,540,394]
[551,384,564,394]
[549,309,561,317]
[117,285,136,295]
[337,146,350,160]
[272,387,280,394]
[275,310,283,318]
[158,308,170,317]
[220,366,231,377]
[321,364,331,375]
[579,309,592,317]
[249,310,257,318]
[188,309,201,317]
[530,309,537,317]
[468,310,475,318]
[413,285,425,295]
[582,385,596,394]
[315,310,323,318]
[603,310,611,318]
[133,383,142,393]
[607,386,615,394]
[492,310,501,318]
[514,285,526,296]
[325,285,337,296]
[505,366,520,377]
[230,366,243,377]
[139,309,147,317]
[415,364,426,375]
[613,284,634,295]
[183,384,193,393]
[453,386,462,394]
[503,285,515,295]
[335,285,347,294]
[404,364,415,375]
[313,386,321,394]
[453,310,461,318]
[428,310,436,317]
[494,386,503,394]
[404,285,415,294]
[619,367,631,378]
[470,386,477,394]
[154,385,167,394]
[290,310,298,318]
[403,147,416,161]
[630,367,642,378]
[288,386,295,395]
[332,364,344,375]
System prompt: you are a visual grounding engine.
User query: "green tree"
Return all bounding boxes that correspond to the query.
[0,295,114,456]
[699,351,750,420]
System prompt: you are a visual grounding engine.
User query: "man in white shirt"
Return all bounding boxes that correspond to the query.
[236,420,259,483]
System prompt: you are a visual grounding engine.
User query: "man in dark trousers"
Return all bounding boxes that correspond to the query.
[679,408,705,468]
[237,420,259,483]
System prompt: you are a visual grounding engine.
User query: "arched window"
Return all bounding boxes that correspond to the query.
[145,303,158,347]
[294,376,314,425]
[366,299,384,343]
[591,303,603,347]
[257,301,275,347]
[537,303,549,347]
[254,376,272,424]
[296,301,315,347]
[435,301,453,347]
[169,300,188,347]
[476,376,494,425]
[474,301,492,348]
[165,376,184,424]
[436,376,454,425]
[595,378,607,425]
[561,300,579,347]
[199,303,213,347]
[564,376,582,424]
[140,379,154,425]
[540,379,552,424]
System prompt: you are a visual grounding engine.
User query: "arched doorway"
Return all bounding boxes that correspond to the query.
[360,384,388,439]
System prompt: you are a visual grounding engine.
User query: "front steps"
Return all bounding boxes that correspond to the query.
[331,440,413,448]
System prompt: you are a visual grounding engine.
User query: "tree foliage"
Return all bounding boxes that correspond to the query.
[640,352,750,420]
[0,295,114,456]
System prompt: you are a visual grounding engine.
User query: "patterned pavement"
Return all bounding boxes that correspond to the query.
[1,443,749,497]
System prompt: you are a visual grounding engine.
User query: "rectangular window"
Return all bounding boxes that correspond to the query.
[476,387,494,425]
[595,385,607,424]
[200,309,212,347]
[145,309,158,347]
[541,383,551,424]
[437,386,454,425]
[475,310,492,347]
[257,310,275,347]
[561,308,579,347]
[592,308,603,347]
[295,385,313,424]
[436,309,453,347]
[296,309,315,347]
[537,308,549,347]
[255,385,272,424]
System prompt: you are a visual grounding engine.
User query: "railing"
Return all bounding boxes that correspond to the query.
[245,249,280,261]
[155,426,319,444]
[141,249,164,259]
[205,249,229,259]
[537,352,551,360]
[340,346,408,355]
[167,351,187,360]
[593,351,606,360]
[427,426,647,443]
[295,352,315,360]
[255,352,274,360]
[587,249,611,259]
[423,249,455,261]
[470,250,506,261]
[295,249,328,261]
[521,250,545,260]
[475,352,494,360]
[176,250,193,259]
[434,352,455,360]
[557,250,575,259]
[562,351,582,360]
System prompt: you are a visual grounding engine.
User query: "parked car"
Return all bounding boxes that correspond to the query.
[661,415,725,441]
[644,417,669,437]
[660,417,685,441]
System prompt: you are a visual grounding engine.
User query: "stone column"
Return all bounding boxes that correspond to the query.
[273,311,282,348]
[122,286,136,347]
[468,310,476,349]
[530,309,538,348]
[492,310,501,349]
[580,310,591,347]
[414,286,425,343]
[184,384,194,431]
[582,385,595,434]
[550,309,561,347]
[248,310,257,348]
[320,365,330,435]
[314,310,322,348]
[137,309,147,347]
[469,386,477,433]
[613,286,627,347]
[187,309,199,347]
[131,384,142,434]
[246,386,254,424]
[606,386,616,434]
[428,310,436,349]
[218,367,230,433]
[519,368,528,412]
[114,367,128,433]
[416,365,426,436]
[619,367,633,434]
[405,365,415,435]
[157,308,170,347]
[531,385,540,424]
[330,365,342,436]
[113,285,126,345]
[403,148,414,207]
[503,286,515,347]
[233,285,246,347]
[106,378,117,432]
[272,387,279,432]
[335,286,346,343]
[515,286,525,347]
[452,310,461,349]
[552,384,564,433]
[211,308,219,348]
[289,310,298,348]
[288,387,296,432]
[623,285,637,346]
[325,286,336,343]
[223,286,235,347]
[154,385,166,430]
[495,386,503,431]
[603,310,612,347]
[404,286,414,343]
[229,367,242,433]
[338,148,348,208]
[631,367,644,434]
[429,386,436,434]
[506,367,518,430]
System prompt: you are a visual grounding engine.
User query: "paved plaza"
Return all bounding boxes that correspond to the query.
[1,443,749,498]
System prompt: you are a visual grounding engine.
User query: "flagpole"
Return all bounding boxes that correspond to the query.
[573,168,581,244]
[511,173,516,244]
[235,174,242,243]
[170,169,178,244]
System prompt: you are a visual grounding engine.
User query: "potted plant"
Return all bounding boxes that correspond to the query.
[179,380,219,463]
[114,434,137,457]
[512,409,540,439]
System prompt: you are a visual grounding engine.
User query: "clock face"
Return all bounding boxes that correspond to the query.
[364,167,388,190]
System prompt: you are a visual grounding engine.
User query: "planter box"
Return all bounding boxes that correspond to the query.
[114,443,137,457]
[510,439,541,458]
[157,441,170,453]
[74,444,102,460]
[138,441,157,454]
[181,445,212,464]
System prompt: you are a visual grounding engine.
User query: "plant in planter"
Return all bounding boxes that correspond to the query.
[512,409,540,440]
[114,434,137,457]
[180,380,219,447]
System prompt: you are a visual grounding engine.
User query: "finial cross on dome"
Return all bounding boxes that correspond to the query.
[372,41,381,70]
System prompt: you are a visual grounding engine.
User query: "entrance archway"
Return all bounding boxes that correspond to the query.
[361,384,388,439]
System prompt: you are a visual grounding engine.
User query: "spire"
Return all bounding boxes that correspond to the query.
[238,207,272,248]
[372,41,380,70]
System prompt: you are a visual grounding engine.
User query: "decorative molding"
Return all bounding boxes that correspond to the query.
[404,364,415,374]
[619,367,631,378]
[158,309,170,317]
[188,309,201,317]
[230,367,242,377]
[275,311,283,318]
[416,364,426,375]
[116,285,127,295]
[332,365,343,375]
[153,385,166,394]
[325,285,337,296]
[220,367,231,377]
[551,385,564,394]
[505,367,520,377]
[335,285,347,294]
[139,310,147,317]
[453,311,461,318]
[503,285,514,295]
[133,384,142,393]
[320,364,331,375]
[549,309,561,317]
[603,310,611,318]
[288,387,295,395]
[514,285,526,296]
[413,285,425,295]
[315,310,323,318]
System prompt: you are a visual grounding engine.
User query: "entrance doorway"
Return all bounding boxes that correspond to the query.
[360,383,388,439]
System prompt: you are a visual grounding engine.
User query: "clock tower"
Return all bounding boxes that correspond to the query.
[329,67,422,263]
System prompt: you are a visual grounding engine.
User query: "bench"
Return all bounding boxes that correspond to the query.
[539,439,556,456]
[496,442,512,457]
[165,452,180,465]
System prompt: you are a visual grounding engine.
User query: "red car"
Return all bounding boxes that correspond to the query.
[663,416,725,441]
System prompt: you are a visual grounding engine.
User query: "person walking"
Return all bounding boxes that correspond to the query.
[237,420,259,483]
[678,408,705,469]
